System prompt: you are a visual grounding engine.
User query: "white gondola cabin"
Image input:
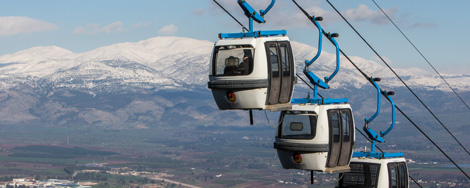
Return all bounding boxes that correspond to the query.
[274,103,355,173]
[337,157,409,188]
[208,35,295,110]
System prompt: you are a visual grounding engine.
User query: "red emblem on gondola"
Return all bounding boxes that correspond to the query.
[227,90,236,102]
[294,153,302,163]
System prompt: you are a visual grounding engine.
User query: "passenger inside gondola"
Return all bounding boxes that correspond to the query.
[224,56,239,75]
[237,55,252,75]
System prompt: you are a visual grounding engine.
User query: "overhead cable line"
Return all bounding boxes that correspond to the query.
[291,0,470,180]
[300,69,423,186]
[213,0,249,32]
[408,176,422,188]
[342,44,470,179]
[325,0,470,158]
[393,103,470,179]
[371,0,470,112]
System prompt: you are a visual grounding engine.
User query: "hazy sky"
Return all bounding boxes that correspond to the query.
[1,0,469,74]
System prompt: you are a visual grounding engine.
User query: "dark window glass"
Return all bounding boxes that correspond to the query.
[338,162,380,187]
[279,111,317,139]
[341,111,350,141]
[389,162,408,188]
[398,164,406,188]
[213,45,254,76]
[389,164,398,188]
[330,111,340,142]
[268,45,279,78]
[280,43,290,77]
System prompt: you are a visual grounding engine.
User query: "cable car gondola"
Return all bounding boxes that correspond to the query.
[274,103,355,173]
[337,157,409,188]
[208,0,296,111]
[273,11,355,173]
[208,35,295,110]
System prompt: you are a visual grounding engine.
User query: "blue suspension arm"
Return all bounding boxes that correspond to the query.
[324,33,340,84]
[260,0,275,16]
[364,78,397,140]
[291,0,348,104]
[238,0,265,23]
[238,0,276,32]
[301,15,329,91]
[357,86,398,156]
[364,77,385,143]
[306,17,323,67]
[220,1,285,39]
[381,91,396,137]
[293,6,342,88]
[365,77,381,125]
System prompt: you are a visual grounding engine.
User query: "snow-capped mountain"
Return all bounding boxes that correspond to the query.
[289,41,470,91]
[0,36,213,92]
[0,36,467,128]
[1,36,469,92]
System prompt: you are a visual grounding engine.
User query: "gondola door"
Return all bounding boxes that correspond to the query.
[278,42,294,103]
[338,109,354,166]
[326,109,354,168]
[266,41,294,105]
[388,162,408,188]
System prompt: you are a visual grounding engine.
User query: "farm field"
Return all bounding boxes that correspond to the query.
[0,125,467,187]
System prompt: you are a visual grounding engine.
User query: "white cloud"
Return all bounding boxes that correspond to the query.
[101,21,124,33]
[344,5,396,25]
[0,16,57,36]
[73,21,125,35]
[158,24,178,36]
[73,24,100,34]
[343,5,436,29]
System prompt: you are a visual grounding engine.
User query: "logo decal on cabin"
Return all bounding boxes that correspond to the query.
[227,90,236,102]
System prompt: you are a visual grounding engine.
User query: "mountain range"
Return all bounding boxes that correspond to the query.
[0,36,468,128]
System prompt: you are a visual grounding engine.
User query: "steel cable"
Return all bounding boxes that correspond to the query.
[326,0,470,158]
[292,0,470,181]
[213,0,249,32]
[372,0,470,112]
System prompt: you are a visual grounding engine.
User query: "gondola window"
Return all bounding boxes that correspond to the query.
[279,111,317,139]
[213,45,254,76]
